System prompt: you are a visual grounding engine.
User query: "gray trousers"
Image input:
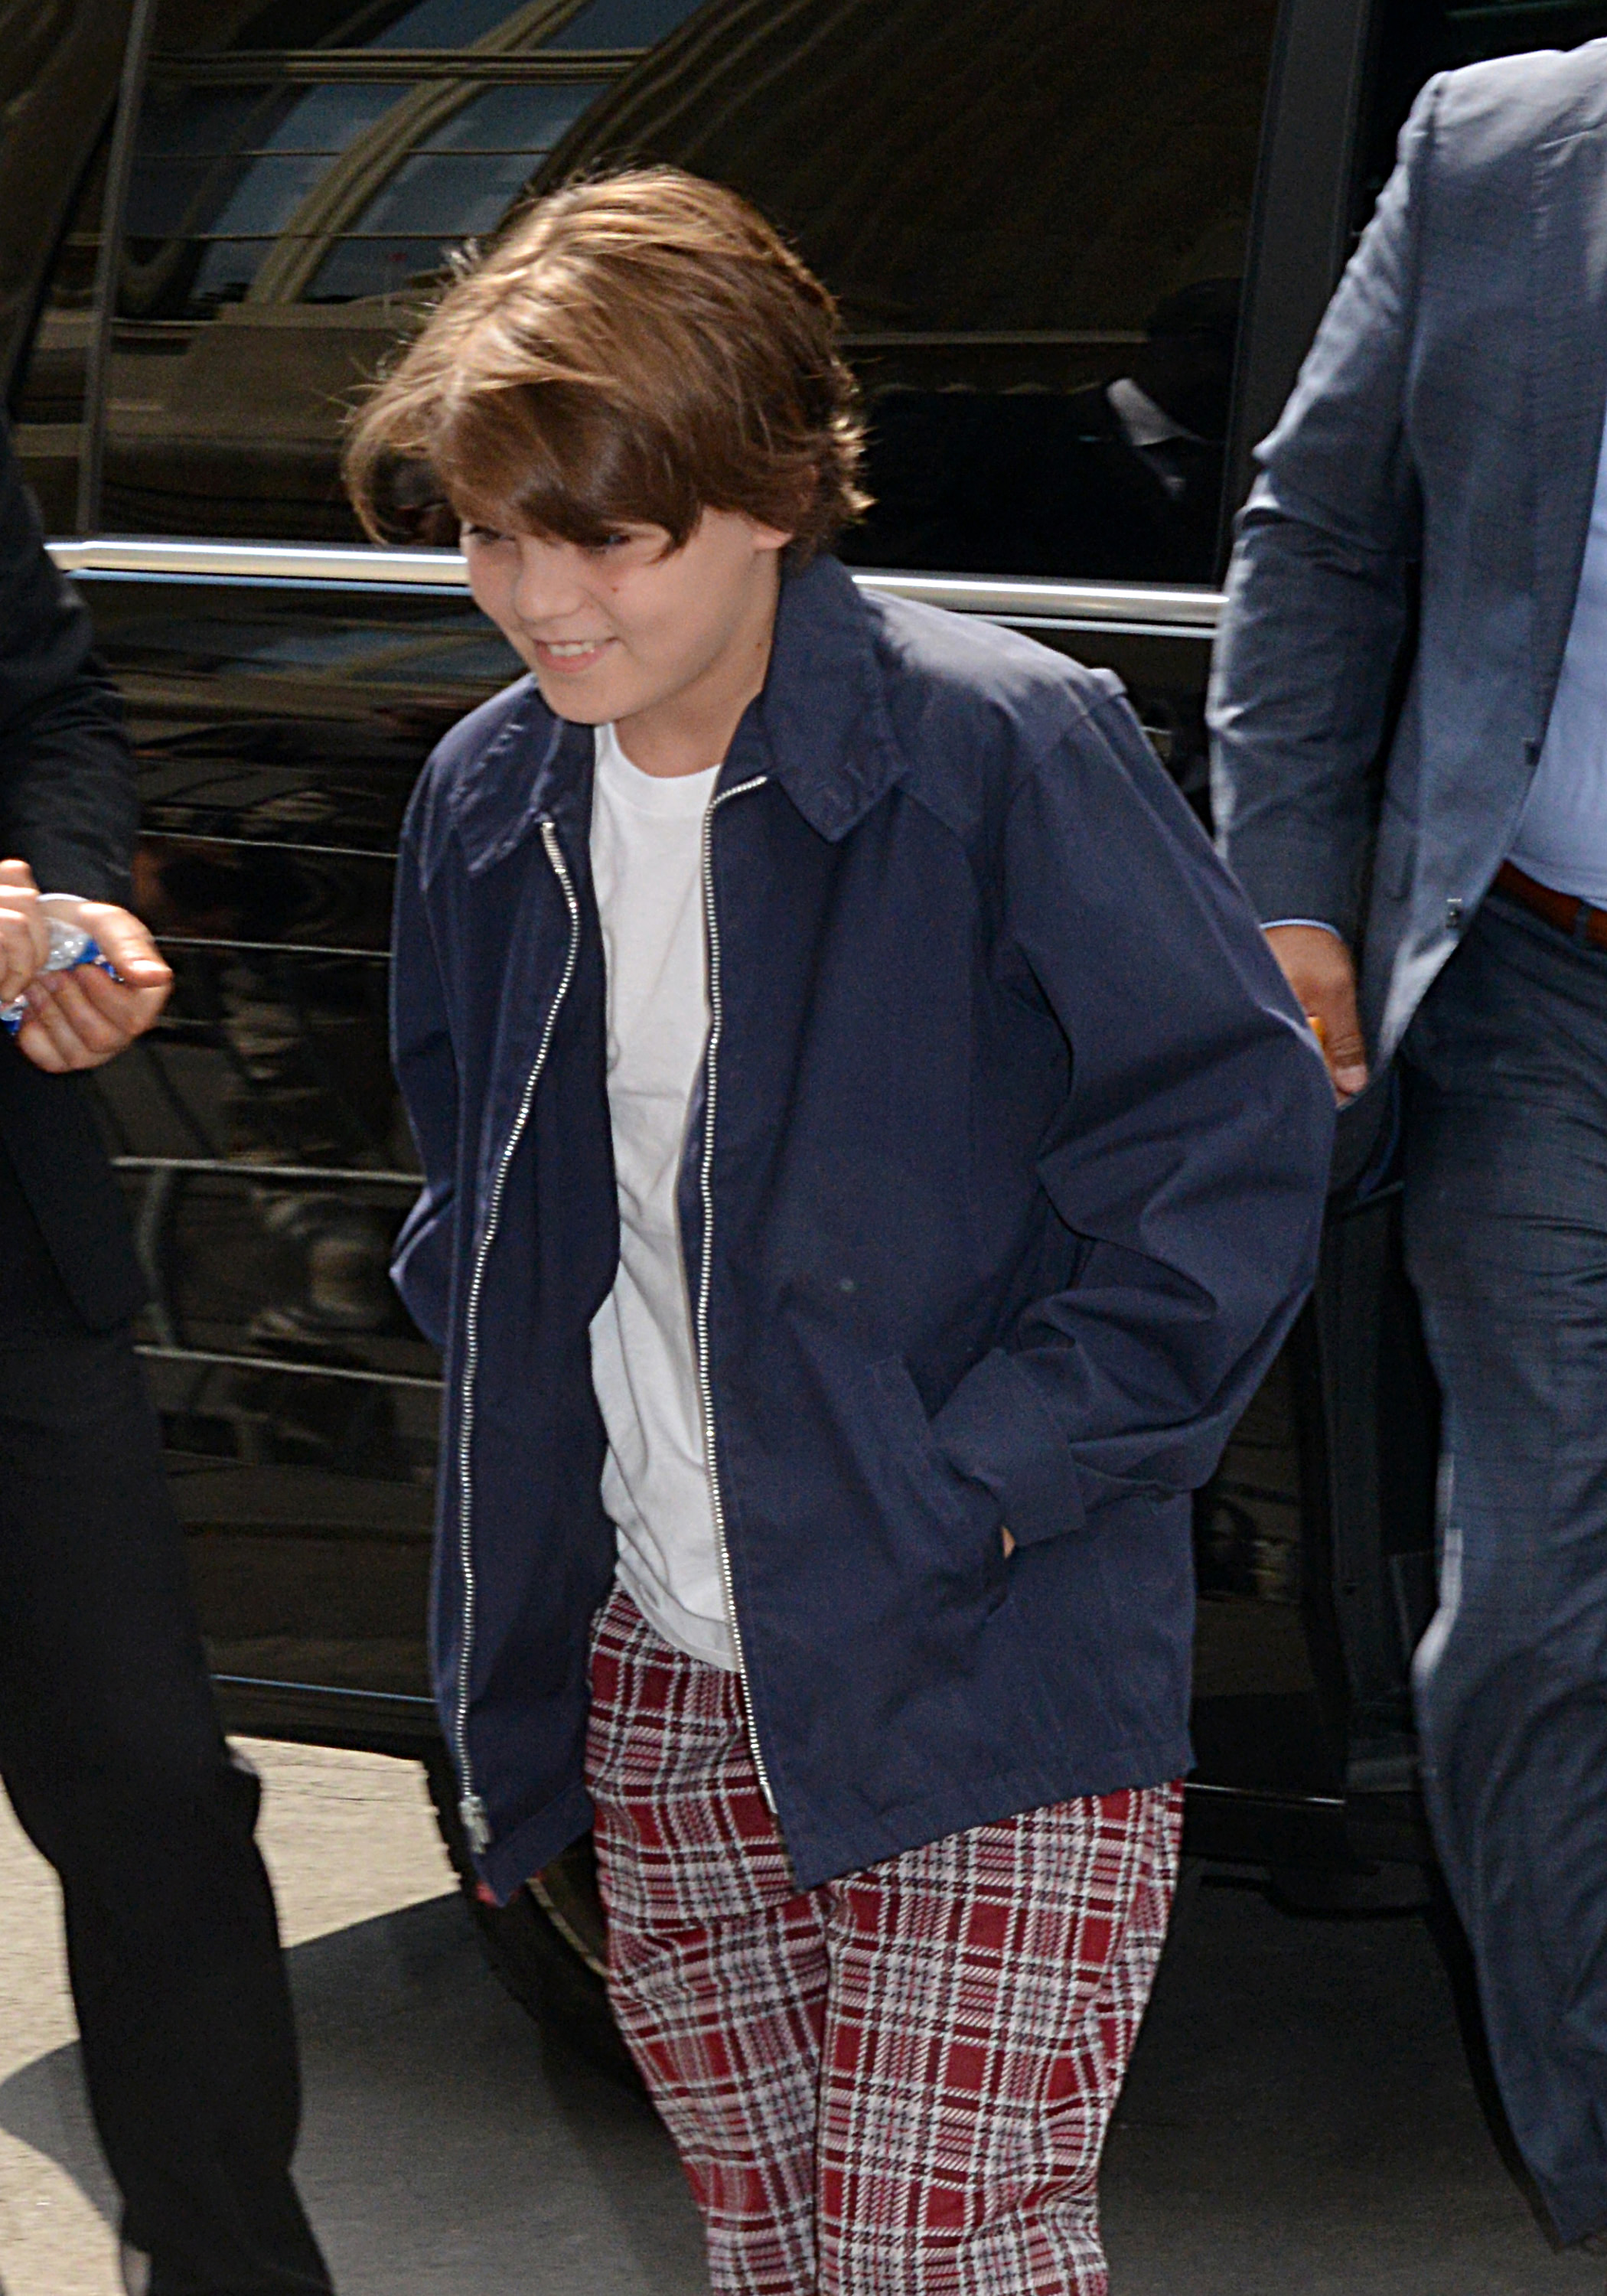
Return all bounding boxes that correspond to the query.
[1403,890,1607,2245]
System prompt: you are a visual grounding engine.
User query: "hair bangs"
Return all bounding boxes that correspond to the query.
[436,380,701,551]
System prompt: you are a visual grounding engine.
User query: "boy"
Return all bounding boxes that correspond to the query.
[349,168,1332,2294]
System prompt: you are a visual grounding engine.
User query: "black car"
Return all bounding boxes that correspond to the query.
[2,0,1591,2053]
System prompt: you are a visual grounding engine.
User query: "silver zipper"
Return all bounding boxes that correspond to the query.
[695,775,778,1812]
[453,817,581,1854]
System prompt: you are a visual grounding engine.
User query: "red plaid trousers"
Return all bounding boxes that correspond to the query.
[585,1583,1182,2296]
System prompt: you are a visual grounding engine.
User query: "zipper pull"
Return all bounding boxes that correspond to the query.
[459,1792,491,1855]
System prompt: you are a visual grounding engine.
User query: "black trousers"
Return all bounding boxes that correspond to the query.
[0,1161,332,2294]
[1402,896,1607,2245]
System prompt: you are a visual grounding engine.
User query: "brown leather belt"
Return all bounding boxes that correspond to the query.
[1493,859,1607,951]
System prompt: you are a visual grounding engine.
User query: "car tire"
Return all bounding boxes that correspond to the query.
[422,1749,641,2086]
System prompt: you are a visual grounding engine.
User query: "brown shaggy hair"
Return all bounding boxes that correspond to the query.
[344,167,869,560]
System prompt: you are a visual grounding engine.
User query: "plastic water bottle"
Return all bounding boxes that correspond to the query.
[1,913,119,1035]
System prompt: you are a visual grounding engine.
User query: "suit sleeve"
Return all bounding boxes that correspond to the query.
[389,802,460,1350]
[0,420,136,902]
[931,691,1335,1545]
[1207,77,1440,941]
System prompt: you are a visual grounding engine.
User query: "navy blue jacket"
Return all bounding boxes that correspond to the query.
[391,553,1333,1901]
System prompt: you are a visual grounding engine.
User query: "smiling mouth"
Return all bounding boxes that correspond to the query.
[533,636,614,669]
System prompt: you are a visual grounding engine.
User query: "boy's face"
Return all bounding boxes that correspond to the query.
[461,507,791,775]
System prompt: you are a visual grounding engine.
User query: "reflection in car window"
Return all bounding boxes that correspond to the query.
[305,83,604,302]
[125,77,610,316]
[545,0,712,44]
[11,133,109,536]
[369,0,553,45]
[126,83,424,312]
[102,0,1280,580]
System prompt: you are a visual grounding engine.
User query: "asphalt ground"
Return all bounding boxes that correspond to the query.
[0,1740,1600,2296]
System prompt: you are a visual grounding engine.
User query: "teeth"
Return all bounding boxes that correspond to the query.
[544,641,604,657]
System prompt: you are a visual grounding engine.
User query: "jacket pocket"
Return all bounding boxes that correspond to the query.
[869,1355,1008,1609]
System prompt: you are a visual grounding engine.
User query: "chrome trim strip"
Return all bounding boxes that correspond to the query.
[1183,1780,1347,1812]
[136,1343,440,1391]
[47,537,1224,631]
[210,1675,437,1711]
[51,537,472,587]
[142,830,394,863]
[158,934,386,960]
[163,47,641,83]
[863,573,1221,628]
[114,1156,420,1187]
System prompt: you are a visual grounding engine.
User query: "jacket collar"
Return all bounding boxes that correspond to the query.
[448,692,592,879]
[447,553,906,875]
[739,552,907,841]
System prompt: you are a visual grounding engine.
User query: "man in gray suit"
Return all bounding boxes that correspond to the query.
[1211,39,1607,2251]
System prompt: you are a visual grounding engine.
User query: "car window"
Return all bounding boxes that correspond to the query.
[1355,0,1607,232]
[101,0,1282,580]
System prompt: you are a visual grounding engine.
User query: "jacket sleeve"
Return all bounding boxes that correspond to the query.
[0,419,137,903]
[1207,77,1439,941]
[389,804,460,1350]
[931,689,1335,1545]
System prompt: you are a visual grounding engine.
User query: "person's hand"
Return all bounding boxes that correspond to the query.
[14,898,172,1072]
[0,859,49,1004]
[1264,924,1368,1101]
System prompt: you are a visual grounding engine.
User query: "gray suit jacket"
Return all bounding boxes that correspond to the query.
[1209,41,1607,1065]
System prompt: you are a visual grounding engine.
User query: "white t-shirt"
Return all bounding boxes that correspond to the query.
[587,721,736,1670]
